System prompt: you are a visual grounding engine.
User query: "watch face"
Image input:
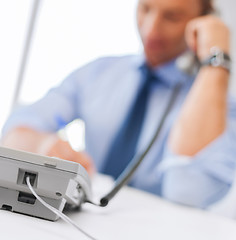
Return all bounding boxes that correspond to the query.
[211,54,222,67]
[202,47,231,72]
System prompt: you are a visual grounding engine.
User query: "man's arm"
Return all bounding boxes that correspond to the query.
[1,127,95,175]
[169,16,230,156]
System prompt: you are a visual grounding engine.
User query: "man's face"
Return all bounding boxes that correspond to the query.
[137,0,202,66]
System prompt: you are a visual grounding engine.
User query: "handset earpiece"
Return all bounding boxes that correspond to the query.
[176,51,200,75]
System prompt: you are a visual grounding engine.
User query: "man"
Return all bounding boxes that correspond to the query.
[2,0,236,209]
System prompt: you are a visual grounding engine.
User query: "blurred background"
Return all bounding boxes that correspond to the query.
[0,0,235,149]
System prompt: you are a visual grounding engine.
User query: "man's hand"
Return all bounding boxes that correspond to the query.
[185,15,230,61]
[43,138,95,175]
[1,127,95,175]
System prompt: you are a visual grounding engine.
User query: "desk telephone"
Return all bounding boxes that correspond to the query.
[0,146,92,221]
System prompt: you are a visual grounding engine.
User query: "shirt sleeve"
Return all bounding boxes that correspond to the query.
[159,96,236,209]
[2,71,79,135]
[1,57,108,135]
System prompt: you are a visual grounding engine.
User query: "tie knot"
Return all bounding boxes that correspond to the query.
[140,63,157,84]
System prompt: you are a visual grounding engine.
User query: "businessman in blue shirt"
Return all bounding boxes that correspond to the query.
[2,0,236,209]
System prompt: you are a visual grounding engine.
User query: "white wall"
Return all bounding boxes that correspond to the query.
[215,0,236,94]
[19,0,140,104]
[0,0,31,133]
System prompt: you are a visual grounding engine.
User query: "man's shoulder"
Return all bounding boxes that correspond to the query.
[226,94,236,119]
[228,93,236,103]
[89,54,143,68]
[69,54,143,79]
[65,54,143,86]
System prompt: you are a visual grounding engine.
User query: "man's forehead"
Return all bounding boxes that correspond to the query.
[138,0,202,15]
[138,0,201,8]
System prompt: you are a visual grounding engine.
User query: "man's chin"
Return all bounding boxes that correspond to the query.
[145,49,185,67]
[145,53,171,67]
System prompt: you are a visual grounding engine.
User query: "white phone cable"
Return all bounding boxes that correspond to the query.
[26,176,97,240]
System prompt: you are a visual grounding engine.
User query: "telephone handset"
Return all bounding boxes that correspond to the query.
[176,50,200,75]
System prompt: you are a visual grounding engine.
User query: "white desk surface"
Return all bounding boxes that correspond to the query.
[1,174,236,240]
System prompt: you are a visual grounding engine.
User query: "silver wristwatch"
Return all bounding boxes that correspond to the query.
[201,46,231,72]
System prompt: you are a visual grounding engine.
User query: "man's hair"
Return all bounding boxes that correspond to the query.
[201,0,214,15]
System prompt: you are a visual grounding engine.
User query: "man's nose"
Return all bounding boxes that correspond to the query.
[144,14,163,40]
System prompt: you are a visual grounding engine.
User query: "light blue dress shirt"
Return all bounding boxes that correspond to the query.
[3,54,236,209]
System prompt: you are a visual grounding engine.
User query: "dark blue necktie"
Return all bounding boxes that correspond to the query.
[102,64,157,179]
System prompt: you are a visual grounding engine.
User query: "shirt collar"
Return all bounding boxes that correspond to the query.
[136,53,195,88]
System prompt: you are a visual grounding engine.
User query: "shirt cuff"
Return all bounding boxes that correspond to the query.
[160,128,236,185]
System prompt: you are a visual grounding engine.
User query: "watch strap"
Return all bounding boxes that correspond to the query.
[200,47,231,72]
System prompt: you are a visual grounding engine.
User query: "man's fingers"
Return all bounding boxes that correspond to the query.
[185,15,230,61]
[72,151,96,175]
[185,21,198,53]
[46,138,95,175]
